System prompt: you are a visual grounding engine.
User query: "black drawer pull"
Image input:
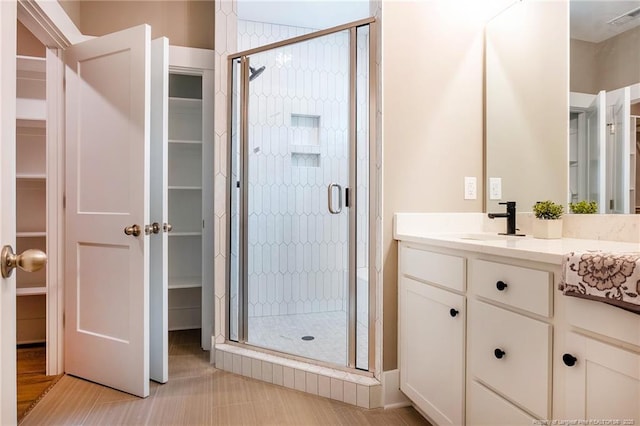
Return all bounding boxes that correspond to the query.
[496,280,508,291]
[562,353,577,367]
[449,308,459,317]
[494,348,506,359]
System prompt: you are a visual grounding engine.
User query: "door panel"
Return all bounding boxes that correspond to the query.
[608,87,631,213]
[0,1,17,423]
[149,37,169,384]
[585,90,606,211]
[64,24,151,398]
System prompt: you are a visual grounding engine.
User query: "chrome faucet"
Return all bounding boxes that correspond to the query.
[488,201,523,236]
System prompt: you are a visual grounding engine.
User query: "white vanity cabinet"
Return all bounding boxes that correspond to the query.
[555,296,640,422]
[395,217,640,425]
[398,243,466,426]
[467,259,553,423]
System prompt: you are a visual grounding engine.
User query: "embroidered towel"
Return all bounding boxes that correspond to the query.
[560,251,640,314]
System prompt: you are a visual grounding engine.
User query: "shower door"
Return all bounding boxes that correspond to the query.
[229,21,372,369]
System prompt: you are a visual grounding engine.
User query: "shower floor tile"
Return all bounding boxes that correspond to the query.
[248,311,368,368]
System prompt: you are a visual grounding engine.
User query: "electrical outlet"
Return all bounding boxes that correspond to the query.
[464,177,477,200]
[489,177,502,200]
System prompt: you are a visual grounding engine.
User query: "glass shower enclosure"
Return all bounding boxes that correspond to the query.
[228,18,374,370]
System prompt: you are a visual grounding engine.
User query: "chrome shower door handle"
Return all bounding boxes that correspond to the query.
[327,183,343,214]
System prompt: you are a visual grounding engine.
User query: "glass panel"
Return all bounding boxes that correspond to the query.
[229,59,242,342]
[355,25,369,371]
[245,30,351,365]
[587,100,601,205]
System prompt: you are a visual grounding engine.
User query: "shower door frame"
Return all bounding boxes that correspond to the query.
[226,17,377,371]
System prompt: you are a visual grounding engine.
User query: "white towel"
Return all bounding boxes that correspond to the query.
[560,251,640,314]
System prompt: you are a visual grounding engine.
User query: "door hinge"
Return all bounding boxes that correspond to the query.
[610,199,614,210]
[63,193,66,209]
[607,122,615,135]
[62,312,65,327]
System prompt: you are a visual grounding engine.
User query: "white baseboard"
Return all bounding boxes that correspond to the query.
[382,369,411,409]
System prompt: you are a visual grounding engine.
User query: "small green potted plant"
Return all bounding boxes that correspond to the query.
[569,200,598,214]
[532,200,564,239]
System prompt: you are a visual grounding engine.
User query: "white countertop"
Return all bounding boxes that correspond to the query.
[394,213,640,265]
[395,232,640,265]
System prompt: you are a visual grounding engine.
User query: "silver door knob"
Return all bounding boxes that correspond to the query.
[124,224,141,237]
[163,223,172,233]
[145,222,161,235]
[1,245,47,279]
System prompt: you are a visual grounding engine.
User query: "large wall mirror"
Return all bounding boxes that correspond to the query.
[485,0,640,215]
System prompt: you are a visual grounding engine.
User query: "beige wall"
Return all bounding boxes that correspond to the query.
[596,26,640,92]
[17,21,45,57]
[67,1,214,49]
[485,0,568,214]
[570,38,598,94]
[381,1,492,370]
[571,26,640,94]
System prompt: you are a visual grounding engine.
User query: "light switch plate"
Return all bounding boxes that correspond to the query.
[489,177,502,200]
[464,177,477,200]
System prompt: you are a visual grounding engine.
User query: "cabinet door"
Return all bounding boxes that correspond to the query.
[561,332,640,423]
[399,276,465,426]
[64,24,152,398]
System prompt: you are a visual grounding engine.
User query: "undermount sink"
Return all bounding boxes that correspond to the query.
[458,233,513,241]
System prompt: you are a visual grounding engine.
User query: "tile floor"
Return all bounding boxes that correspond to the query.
[20,330,430,426]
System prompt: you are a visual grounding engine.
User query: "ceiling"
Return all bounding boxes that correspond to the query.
[571,0,640,43]
[236,0,640,44]
[236,0,370,30]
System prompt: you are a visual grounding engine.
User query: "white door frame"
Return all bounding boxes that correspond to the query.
[16,0,89,376]
[1,2,18,424]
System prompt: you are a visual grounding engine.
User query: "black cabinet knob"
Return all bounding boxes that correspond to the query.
[496,281,508,291]
[494,348,506,359]
[562,353,577,367]
[449,308,459,317]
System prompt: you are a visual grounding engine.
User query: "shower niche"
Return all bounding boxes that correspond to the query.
[290,113,321,167]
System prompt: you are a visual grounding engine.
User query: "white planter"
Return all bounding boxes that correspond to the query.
[532,218,563,239]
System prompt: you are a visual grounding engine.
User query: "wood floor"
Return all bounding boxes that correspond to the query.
[21,330,430,425]
[17,345,63,423]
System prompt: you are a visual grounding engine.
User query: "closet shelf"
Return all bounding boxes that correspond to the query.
[169,97,202,105]
[169,277,202,290]
[169,232,202,237]
[17,174,46,180]
[17,232,46,238]
[169,139,202,145]
[17,287,47,296]
[168,186,202,190]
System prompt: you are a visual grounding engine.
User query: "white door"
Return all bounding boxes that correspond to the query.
[607,87,631,214]
[585,90,606,212]
[149,37,169,384]
[0,1,17,423]
[64,24,152,398]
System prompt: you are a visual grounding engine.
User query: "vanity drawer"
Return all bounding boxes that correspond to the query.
[471,259,551,317]
[399,244,465,292]
[467,380,536,426]
[468,300,551,418]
